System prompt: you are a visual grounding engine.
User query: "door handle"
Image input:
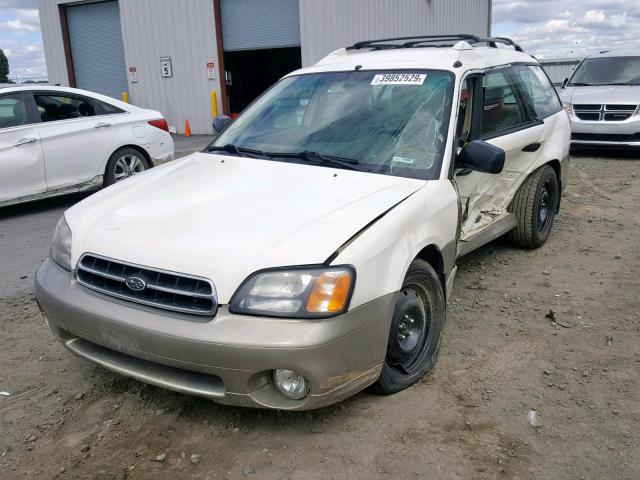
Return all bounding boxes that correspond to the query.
[94,122,112,128]
[522,142,542,152]
[13,137,37,146]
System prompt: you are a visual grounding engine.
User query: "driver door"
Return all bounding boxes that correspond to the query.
[453,67,545,240]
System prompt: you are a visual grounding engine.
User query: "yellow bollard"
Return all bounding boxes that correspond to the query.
[211,91,218,117]
[122,92,129,103]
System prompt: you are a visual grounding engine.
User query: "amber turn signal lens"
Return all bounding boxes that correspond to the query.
[306,271,352,314]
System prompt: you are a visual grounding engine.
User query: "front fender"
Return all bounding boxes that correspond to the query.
[331,180,459,309]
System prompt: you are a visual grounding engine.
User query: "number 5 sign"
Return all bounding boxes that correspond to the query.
[160,56,173,78]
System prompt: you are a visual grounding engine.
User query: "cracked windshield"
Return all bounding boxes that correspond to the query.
[212,70,454,179]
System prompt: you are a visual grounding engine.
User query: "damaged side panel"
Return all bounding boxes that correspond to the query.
[455,115,567,242]
[329,180,459,309]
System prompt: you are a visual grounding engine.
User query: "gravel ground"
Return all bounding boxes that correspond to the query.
[0,150,639,480]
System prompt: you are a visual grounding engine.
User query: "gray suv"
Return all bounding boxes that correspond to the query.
[560,51,640,147]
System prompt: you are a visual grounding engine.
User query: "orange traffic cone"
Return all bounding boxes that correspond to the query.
[184,120,191,137]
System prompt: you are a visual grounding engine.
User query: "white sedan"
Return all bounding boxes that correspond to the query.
[0,85,174,207]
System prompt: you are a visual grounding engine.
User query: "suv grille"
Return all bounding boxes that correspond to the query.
[76,254,217,316]
[574,104,638,122]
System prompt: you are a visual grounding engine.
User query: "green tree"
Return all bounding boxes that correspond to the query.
[0,49,9,83]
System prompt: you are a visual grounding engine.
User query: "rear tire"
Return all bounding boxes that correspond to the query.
[507,165,559,249]
[104,147,149,186]
[370,259,446,395]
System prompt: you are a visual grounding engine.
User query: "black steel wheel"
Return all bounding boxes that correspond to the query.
[507,164,559,249]
[370,259,446,395]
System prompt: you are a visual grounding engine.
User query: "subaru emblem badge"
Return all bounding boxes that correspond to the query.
[125,276,146,292]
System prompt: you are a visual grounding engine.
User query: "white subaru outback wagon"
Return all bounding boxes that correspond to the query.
[35,35,570,410]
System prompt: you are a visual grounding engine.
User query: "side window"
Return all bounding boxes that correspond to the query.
[455,77,474,147]
[34,94,96,123]
[0,94,29,129]
[516,66,563,119]
[480,69,527,137]
[96,99,125,114]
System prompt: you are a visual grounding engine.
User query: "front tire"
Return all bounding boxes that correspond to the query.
[370,259,446,395]
[104,148,149,186]
[507,164,559,249]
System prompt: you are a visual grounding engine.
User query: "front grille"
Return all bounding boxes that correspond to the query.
[76,254,217,316]
[573,104,601,111]
[575,112,600,121]
[573,104,638,122]
[572,132,640,143]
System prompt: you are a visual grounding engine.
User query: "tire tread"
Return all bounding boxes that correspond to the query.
[507,165,557,249]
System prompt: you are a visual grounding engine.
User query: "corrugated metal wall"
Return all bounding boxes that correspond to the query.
[299,0,492,66]
[119,0,222,134]
[39,0,69,87]
[539,58,582,86]
[39,0,222,134]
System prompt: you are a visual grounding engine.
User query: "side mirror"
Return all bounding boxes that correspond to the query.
[212,115,232,134]
[456,140,505,174]
[561,77,569,89]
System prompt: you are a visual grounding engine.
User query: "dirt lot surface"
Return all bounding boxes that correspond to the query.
[1,151,639,480]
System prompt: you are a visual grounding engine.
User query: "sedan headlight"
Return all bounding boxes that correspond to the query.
[50,215,72,271]
[229,266,355,318]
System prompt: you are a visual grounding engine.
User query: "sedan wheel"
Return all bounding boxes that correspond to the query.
[114,153,146,182]
[104,148,149,186]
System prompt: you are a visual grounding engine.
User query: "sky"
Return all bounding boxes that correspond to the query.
[1,0,640,81]
[492,0,640,59]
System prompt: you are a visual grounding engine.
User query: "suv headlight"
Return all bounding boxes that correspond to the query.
[562,102,572,116]
[50,215,72,271]
[229,266,355,318]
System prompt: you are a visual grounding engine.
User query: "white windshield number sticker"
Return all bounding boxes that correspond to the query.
[370,73,427,86]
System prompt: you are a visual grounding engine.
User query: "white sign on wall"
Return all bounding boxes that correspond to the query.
[128,66,137,83]
[160,56,173,78]
[207,62,215,80]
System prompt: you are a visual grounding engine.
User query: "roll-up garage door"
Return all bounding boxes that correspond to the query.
[66,1,127,99]
[220,0,301,51]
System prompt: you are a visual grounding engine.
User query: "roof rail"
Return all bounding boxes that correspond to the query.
[347,34,523,52]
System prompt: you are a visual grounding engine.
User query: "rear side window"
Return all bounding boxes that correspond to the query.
[0,94,29,129]
[516,66,562,119]
[480,69,528,137]
[34,94,96,122]
[96,99,125,114]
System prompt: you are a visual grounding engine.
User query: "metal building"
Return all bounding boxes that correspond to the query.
[539,58,583,86]
[39,0,492,134]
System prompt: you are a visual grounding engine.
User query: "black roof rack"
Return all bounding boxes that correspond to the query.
[347,34,523,52]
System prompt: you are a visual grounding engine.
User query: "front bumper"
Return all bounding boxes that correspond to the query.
[34,258,394,410]
[569,115,640,146]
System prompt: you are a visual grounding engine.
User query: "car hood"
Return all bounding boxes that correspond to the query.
[66,153,425,303]
[561,85,640,105]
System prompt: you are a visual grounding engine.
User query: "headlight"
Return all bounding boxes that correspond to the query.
[229,266,355,318]
[562,102,572,116]
[50,215,72,271]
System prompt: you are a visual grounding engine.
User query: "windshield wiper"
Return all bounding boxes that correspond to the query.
[598,83,634,86]
[567,82,593,87]
[207,144,270,159]
[267,151,362,171]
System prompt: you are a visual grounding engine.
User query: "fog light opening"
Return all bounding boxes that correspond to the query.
[273,369,309,400]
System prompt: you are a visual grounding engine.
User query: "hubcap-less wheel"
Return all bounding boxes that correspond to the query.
[538,182,554,232]
[370,259,446,395]
[113,154,145,181]
[387,287,431,374]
